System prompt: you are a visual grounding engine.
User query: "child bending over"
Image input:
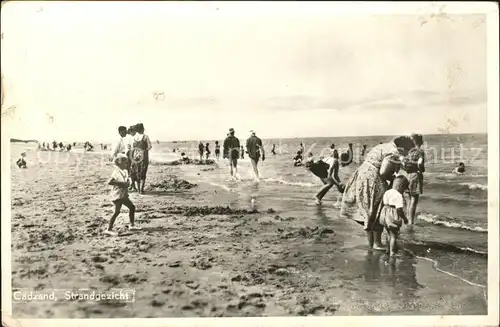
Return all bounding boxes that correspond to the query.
[305,152,345,205]
[106,154,140,236]
[378,175,409,256]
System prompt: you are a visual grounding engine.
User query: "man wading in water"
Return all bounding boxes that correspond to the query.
[223,128,240,178]
[246,130,265,181]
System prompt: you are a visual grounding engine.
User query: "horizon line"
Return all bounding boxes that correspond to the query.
[146,131,488,143]
[10,131,487,144]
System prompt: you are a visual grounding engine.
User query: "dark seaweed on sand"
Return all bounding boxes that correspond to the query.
[149,176,198,190]
[149,180,197,190]
[160,205,259,216]
[151,159,216,166]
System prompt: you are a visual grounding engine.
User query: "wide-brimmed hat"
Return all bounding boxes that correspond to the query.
[249,130,256,135]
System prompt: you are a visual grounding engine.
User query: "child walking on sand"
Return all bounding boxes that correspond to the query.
[378,175,410,256]
[106,154,140,236]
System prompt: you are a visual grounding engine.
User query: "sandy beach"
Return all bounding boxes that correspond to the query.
[3,2,497,323]
[10,148,487,318]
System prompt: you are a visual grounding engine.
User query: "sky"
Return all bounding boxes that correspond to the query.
[1,2,488,142]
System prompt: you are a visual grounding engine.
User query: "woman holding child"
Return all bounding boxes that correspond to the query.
[340,136,415,251]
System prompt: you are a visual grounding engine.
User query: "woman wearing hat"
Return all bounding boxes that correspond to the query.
[340,136,415,250]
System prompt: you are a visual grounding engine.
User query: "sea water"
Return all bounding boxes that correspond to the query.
[155,133,489,287]
[10,133,489,287]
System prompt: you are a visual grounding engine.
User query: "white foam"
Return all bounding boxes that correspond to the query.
[459,182,488,191]
[418,213,487,233]
[426,172,488,178]
[262,177,317,188]
[204,181,234,193]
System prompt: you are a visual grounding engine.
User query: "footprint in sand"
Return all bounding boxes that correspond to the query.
[151,299,165,307]
[91,256,108,263]
[168,261,181,267]
[182,299,208,310]
[99,275,121,286]
[185,281,200,290]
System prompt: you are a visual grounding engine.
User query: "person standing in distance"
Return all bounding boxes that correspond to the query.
[223,128,240,178]
[198,142,204,161]
[125,125,138,192]
[110,126,128,162]
[214,141,221,161]
[246,130,265,181]
[222,134,230,159]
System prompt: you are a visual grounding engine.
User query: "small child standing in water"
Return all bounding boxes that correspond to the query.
[378,175,409,256]
[106,154,139,236]
[16,152,27,169]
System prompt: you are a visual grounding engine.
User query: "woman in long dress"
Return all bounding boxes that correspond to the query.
[131,123,152,194]
[340,136,415,250]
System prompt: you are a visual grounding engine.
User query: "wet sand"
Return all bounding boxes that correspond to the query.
[10,150,487,317]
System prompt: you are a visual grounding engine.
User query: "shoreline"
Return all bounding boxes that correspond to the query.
[10,132,487,145]
[9,150,488,317]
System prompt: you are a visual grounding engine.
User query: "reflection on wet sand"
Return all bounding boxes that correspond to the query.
[314,205,331,225]
[364,250,424,300]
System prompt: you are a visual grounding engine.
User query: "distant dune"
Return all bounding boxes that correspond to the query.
[10,138,38,143]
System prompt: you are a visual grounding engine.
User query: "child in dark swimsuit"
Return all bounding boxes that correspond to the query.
[16,152,27,169]
[205,143,211,159]
[293,151,303,166]
[454,162,466,174]
[215,141,221,160]
[180,152,190,164]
